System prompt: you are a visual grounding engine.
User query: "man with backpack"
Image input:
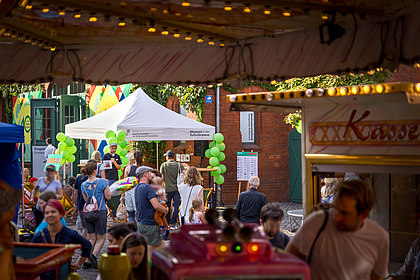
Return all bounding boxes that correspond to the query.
[286,180,389,280]
[160,150,184,230]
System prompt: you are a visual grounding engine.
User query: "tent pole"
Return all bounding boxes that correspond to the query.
[156,142,159,169]
[21,143,25,225]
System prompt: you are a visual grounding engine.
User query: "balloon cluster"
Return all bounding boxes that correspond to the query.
[104,130,132,178]
[146,140,161,144]
[206,133,227,185]
[55,132,77,164]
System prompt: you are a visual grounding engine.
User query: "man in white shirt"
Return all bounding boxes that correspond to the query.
[286,180,389,280]
[44,137,55,163]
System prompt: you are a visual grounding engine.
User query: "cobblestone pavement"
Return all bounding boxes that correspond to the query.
[68,202,303,279]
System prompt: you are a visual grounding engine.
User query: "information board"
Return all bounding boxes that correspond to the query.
[237,152,258,181]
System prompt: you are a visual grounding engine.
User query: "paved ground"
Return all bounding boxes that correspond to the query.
[68,202,303,279]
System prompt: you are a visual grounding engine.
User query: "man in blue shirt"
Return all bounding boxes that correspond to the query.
[236,176,268,224]
[135,166,168,258]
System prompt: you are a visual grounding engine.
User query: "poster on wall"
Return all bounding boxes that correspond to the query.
[237,152,258,181]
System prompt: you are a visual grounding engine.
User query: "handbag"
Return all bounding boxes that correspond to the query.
[116,202,127,221]
[180,186,194,225]
[176,163,184,187]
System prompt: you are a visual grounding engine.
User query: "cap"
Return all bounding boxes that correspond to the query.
[135,166,153,177]
[46,165,56,171]
[109,142,118,147]
[29,177,38,183]
[163,150,174,157]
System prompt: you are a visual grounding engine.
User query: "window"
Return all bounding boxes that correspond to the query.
[34,108,52,141]
[240,111,255,143]
[64,105,75,125]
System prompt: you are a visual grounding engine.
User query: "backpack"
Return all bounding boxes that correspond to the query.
[83,180,103,222]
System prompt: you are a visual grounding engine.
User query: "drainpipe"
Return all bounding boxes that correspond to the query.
[215,85,221,206]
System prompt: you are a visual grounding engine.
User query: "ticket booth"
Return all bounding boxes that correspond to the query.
[227,82,420,264]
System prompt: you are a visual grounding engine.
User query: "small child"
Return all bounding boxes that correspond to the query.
[151,177,169,235]
[189,198,207,225]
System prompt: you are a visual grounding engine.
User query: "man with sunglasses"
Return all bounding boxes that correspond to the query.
[286,180,389,280]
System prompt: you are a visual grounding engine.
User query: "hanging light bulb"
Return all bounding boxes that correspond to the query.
[118,17,126,27]
[208,37,215,45]
[224,1,232,11]
[264,5,271,15]
[321,11,329,20]
[197,35,204,43]
[42,4,50,13]
[25,1,32,10]
[19,0,28,7]
[73,10,82,19]
[89,13,98,22]
[219,40,225,47]
[3,29,11,37]
[24,35,31,43]
[58,7,66,16]
[161,27,169,35]
[185,32,192,40]
[50,45,56,51]
[283,7,291,17]
[181,0,190,7]
[243,3,251,13]
[173,29,181,38]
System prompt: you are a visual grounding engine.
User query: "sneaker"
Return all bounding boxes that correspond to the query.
[82,262,92,269]
[88,254,98,269]
[169,225,178,230]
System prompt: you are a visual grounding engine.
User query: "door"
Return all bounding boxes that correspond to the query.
[289,129,302,203]
[31,98,59,178]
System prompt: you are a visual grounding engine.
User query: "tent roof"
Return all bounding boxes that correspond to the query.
[0,122,24,143]
[65,88,215,140]
[0,0,419,85]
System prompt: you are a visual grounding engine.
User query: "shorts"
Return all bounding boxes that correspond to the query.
[138,223,162,246]
[85,210,107,235]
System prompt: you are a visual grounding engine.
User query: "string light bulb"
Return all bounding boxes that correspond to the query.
[185,32,192,40]
[321,11,329,20]
[58,7,66,16]
[73,10,82,19]
[264,5,271,15]
[89,13,98,22]
[50,45,56,51]
[208,37,215,45]
[42,6,50,13]
[219,40,225,47]
[181,0,190,7]
[25,1,32,10]
[224,2,232,11]
[118,17,126,27]
[283,8,291,17]
[173,29,181,38]
[161,27,169,35]
[197,35,204,43]
[243,4,251,13]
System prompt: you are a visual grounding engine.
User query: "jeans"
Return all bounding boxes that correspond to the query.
[127,211,136,223]
[166,190,180,225]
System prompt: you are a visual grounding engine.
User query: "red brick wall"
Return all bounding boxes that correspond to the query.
[387,65,420,83]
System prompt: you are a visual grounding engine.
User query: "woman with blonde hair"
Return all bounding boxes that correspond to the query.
[178,166,203,225]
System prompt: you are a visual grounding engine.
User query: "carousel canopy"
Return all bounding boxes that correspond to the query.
[0,0,419,85]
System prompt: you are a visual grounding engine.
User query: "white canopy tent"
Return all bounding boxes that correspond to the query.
[65,88,215,141]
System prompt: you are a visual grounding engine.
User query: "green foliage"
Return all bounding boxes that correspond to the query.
[133,141,166,168]
[284,111,301,128]
[0,84,44,123]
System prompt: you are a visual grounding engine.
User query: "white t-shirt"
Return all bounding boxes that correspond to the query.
[290,209,389,280]
[178,183,203,223]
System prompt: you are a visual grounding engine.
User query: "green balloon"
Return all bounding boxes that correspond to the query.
[105,130,116,139]
[214,133,224,143]
[122,157,129,165]
[214,166,222,175]
[220,164,227,173]
[210,171,215,176]
[209,141,215,149]
[61,150,69,160]
[118,170,123,177]
[120,148,128,157]
[117,130,126,140]
[108,137,118,145]
[154,140,161,143]
[60,160,65,165]
[215,175,225,184]
[218,152,226,161]
[126,142,131,150]
[56,132,66,142]
[116,145,122,154]
[216,142,225,152]
[205,149,211,158]
[104,145,110,154]
[68,145,77,154]
[210,147,220,157]
[147,140,153,143]
[58,142,67,151]
[65,138,74,147]
[209,157,219,166]
[119,139,127,148]
[69,155,75,163]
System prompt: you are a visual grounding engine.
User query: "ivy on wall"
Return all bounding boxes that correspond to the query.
[0,84,44,123]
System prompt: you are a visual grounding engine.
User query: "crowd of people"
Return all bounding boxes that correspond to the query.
[22,146,420,280]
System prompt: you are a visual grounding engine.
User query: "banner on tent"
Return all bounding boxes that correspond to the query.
[126,128,213,141]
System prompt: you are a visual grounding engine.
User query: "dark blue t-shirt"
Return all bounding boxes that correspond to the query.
[74,174,88,211]
[135,183,158,226]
